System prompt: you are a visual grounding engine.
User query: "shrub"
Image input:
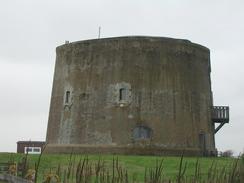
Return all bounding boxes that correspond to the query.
[219,150,234,157]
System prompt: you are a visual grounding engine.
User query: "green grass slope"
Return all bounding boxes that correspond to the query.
[0,153,240,182]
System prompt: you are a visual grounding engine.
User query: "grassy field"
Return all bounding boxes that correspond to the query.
[0,152,240,183]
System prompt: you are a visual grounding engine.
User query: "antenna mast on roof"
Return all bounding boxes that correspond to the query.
[98,26,101,39]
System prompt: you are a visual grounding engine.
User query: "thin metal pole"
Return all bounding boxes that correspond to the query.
[98,26,101,39]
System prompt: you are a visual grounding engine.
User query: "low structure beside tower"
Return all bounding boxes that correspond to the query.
[17,141,45,154]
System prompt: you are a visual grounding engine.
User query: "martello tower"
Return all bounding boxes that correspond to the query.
[46,36,229,156]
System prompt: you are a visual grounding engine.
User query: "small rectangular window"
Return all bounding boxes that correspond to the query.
[26,148,32,152]
[65,91,70,103]
[24,147,33,153]
[24,147,41,154]
[33,148,41,152]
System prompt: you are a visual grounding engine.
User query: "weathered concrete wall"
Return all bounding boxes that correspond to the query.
[46,36,215,156]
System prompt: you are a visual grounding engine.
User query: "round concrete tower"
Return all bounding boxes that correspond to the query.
[46,36,216,156]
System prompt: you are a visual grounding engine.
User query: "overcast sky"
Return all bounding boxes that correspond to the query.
[0,0,243,154]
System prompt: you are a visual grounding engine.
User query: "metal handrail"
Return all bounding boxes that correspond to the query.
[212,106,229,122]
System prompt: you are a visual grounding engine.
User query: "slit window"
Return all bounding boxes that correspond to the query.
[65,91,70,103]
[119,88,126,101]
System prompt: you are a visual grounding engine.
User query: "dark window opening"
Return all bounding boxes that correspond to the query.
[33,148,41,152]
[119,88,126,101]
[65,91,70,103]
[26,148,32,152]
[133,126,152,140]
